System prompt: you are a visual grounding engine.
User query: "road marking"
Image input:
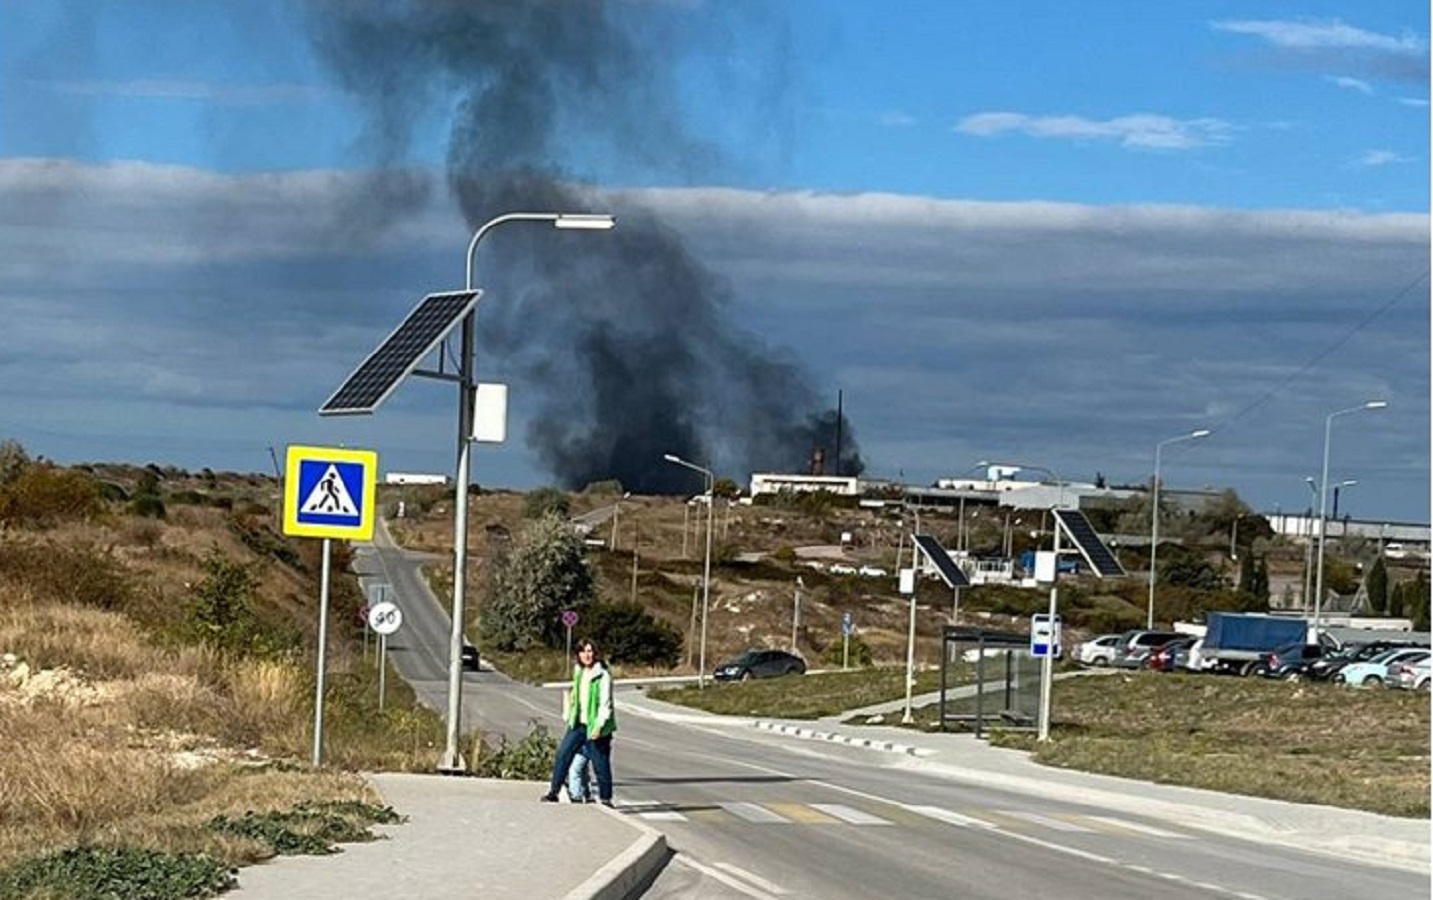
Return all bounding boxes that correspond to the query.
[673,857,784,899]
[764,802,839,823]
[713,862,790,895]
[904,805,998,829]
[721,802,791,823]
[1082,814,1187,838]
[808,803,892,825]
[993,810,1096,832]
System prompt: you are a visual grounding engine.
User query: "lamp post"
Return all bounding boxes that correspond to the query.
[665,453,715,688]
[1332,480,1357,520]
[1146,429,1211,629]
[439,211,616,774]
[1314,401,1387,633]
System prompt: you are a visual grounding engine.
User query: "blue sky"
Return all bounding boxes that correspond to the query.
[0,1,1428,522]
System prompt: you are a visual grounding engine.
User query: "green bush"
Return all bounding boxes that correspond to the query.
[472,723,558,779]
[208,801,402,857]
[0,541,133,611]
[583,600,682,667]
[822,634,873,668]
[0,846,235,900]
[127,493,167,520]
[0,465,101,527]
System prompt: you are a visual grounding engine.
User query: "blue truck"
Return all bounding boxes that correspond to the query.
[1200,612,1312,675]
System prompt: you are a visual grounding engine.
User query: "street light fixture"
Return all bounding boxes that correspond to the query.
[439,212,616,774]
[1146,429,1211,629]
[1314,401,1387,633]
[664,453,714,688]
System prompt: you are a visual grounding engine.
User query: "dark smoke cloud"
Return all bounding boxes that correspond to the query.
[305,0,862,493]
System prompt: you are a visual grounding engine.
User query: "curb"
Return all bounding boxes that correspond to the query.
[564,809,669,900]
[751,720,929,757]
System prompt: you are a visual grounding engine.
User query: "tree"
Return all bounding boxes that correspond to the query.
[1365,556,1389,615]
[482,513,595,651]
[523,486,570,519]
[186,549,259,650]
[1388,580,1406,619]
[582,600,682,667]
[712,478,741,499]
[1407,573,1431,632]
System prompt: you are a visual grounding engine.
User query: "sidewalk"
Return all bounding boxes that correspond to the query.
[231,775,667,900]
[619,687,1430,876]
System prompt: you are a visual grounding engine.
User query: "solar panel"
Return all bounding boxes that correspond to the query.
[913,533,971,588]
[1052,509,1126,578]
[319,290,481,416]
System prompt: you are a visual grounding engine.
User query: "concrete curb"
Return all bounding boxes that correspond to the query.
[563,809,669,900]
[751,720,929,757]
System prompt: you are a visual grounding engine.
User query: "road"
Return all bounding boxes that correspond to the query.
[353,523,1426,900]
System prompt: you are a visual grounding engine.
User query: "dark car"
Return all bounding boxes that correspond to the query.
[461,643,481,672]
[1109,630,1185,669]
[1146,635,1197,673]
[714,649,806,682]
[1253,642,1326,679]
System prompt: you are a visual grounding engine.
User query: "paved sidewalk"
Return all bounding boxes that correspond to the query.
[618,686,1431,876]
[232,774,667,900]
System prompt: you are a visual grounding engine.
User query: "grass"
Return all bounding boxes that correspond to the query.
[653,664,1430,818]
[649,667,947,719]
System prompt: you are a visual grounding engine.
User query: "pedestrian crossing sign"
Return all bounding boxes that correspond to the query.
[283,445,378,540]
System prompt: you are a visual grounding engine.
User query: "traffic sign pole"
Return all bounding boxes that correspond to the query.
[378,634,387,712]
[312,538,332,768]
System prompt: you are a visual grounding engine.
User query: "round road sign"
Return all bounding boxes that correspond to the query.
[561,609,579,628]
[367,600,403,636]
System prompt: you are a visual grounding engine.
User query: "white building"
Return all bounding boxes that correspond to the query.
[384,472,450,486]
[749,473,860,498]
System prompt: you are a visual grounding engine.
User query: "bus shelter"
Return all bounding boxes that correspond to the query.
[939,626,1040,738]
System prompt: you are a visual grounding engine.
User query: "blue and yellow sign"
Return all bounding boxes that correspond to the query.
[283,445,378,540]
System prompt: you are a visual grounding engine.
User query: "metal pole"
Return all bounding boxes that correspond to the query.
[440,211,616,775]
[378,633,387,712]
[1314,402,1385,633]
[1038,525,1060,742]
[312,538,332,768]
[700,472,714,688]
[902,531,919,724]
[791,579,801,653]
[1147,442,1162,630]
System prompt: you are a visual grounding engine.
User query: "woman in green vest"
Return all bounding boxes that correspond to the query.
[541,638,617,805]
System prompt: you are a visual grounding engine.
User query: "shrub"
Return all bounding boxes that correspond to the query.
[822,634,873,668]
[583,600,682,667]
[523,487,570,519]
[0,541,133,611]
[0,846,235,899]
[0,465,101,527]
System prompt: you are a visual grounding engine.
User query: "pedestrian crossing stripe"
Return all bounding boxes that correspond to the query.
[621,799,1189,840]
[282,445,378,541]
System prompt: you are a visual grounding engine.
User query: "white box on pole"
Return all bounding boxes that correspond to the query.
[1035,550,1057,583]
[471,383,508,443]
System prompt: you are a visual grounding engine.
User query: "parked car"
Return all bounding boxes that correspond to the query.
[1335,647,1431,688]
[1390,658,1432,691]
[461,643,481,672]
[1251,642,1327,679]
[829,564,858,575]
[1147,635,1198,673]
[1307,640,1421,682]
[1074,634,1122,667]
[714,649,807,682]
[1109,630,1184,669]
[858,565,889,578]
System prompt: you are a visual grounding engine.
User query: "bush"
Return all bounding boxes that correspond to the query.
[0,465,101,527]
[523,487,570,519]
[471,724,558,779]
[822,634,873,668]
[0,541,133,610]
[583,600,682,667]
[0,846,235,899]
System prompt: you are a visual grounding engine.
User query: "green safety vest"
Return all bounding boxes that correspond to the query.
[566,663,617,738]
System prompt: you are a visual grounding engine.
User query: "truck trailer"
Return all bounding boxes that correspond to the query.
[1200,612,1314,676]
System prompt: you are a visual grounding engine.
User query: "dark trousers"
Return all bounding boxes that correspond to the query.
[547,724,587,798]
[584,736,614,802]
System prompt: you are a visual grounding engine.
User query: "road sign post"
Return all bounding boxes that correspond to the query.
[368,601,403,712]
[562,609,579,660]
[282,445,378,768]
[842,611,854,671]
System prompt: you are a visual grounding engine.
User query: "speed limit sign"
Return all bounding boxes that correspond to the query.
[367,601,403,636]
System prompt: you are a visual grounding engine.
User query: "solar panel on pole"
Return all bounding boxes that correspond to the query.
[912,533,971,588]
[1052,509,1126,578]
[319,289,482,416]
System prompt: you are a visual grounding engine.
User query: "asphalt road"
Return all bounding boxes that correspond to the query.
[352,524,1426,900]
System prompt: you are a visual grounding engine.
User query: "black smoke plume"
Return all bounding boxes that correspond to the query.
[306,1,862,493]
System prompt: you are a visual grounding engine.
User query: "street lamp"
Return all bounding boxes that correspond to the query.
[439,212,616,774]
[664,453,714,688]
[1146,429,1211,629]
[1314,401,1387,633]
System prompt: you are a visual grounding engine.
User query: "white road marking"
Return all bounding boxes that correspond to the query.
[1082,814,1187,839]
[995,810,1096,832]
[714,862,791,895]
[808,803,892,825]
[721,802,791,823]
[904,804,998,829]
[673,856,784,900]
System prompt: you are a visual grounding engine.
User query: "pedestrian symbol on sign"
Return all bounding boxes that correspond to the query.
[300,464,360,516]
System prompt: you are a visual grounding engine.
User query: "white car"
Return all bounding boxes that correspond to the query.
[829,563,858,575]
[858,565,889,578]
[1074,634,1122,667]
[1335,648,1430,687]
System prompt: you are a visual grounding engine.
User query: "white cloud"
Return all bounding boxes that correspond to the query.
[1326,75,1373,94]
[1211,18,1424,54]
[955,112,1234,150]
[1356,149,1416,167]
[1396,97,1430,107]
